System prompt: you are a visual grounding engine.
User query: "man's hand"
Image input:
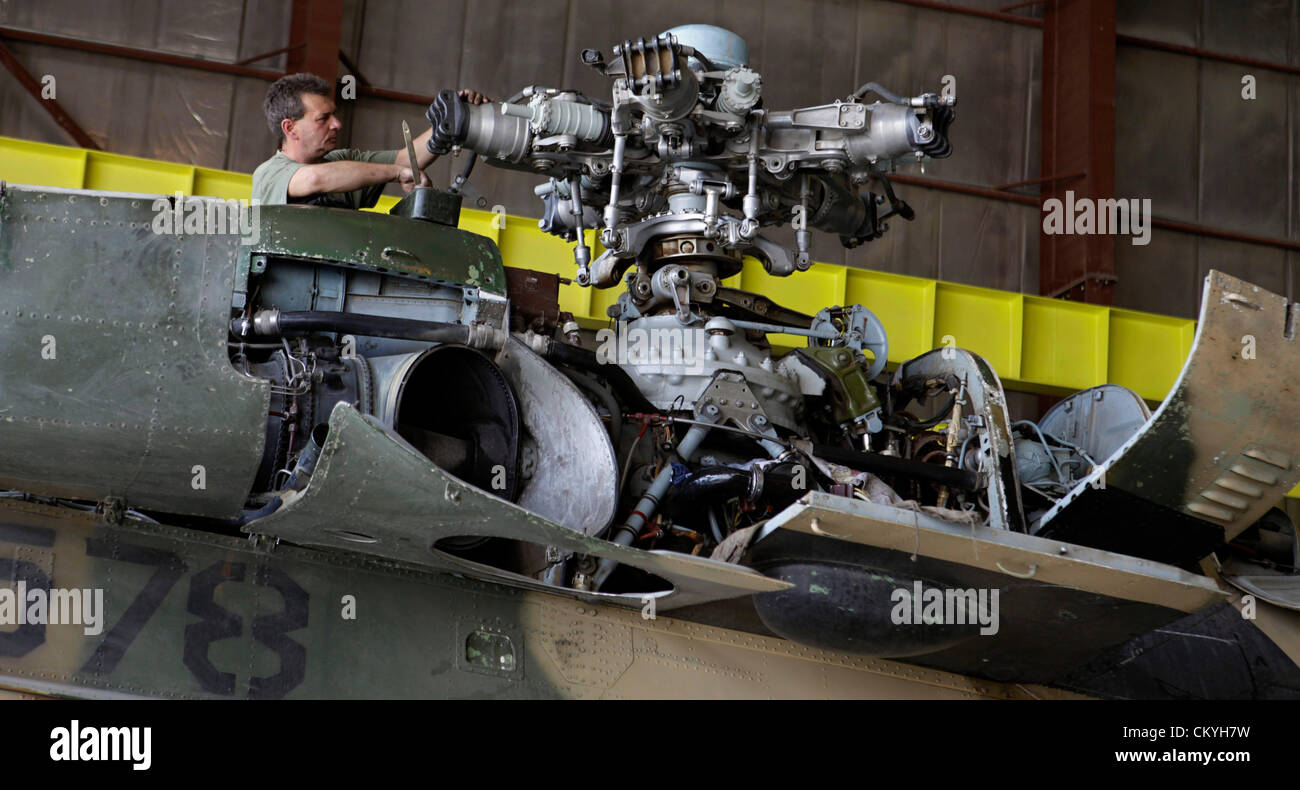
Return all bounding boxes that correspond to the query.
[398,166,432,193]
[402,89,492,173]
[457,89,492,105]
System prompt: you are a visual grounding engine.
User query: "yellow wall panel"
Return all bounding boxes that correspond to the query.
[845,269,936,364]
[84,151,194,195]
[933,283,1024,379]
[193,167,252,201]
[0,136,87,188]
[1020,296,1109,393]
[1108,308,1196,402]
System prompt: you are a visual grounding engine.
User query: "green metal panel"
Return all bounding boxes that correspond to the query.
[0,497,1043,699]
[1039,271,1300,555]
[234,204,507,300]
[253,399,788,612]
[0,185,268,518]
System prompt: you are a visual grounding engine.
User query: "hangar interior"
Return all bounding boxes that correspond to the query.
[2,0,1296,316]
[0,0,1293,483]
[3,0,1296,494]
[1,1,1300,700]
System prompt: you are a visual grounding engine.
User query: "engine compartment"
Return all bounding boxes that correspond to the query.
[2,26,1297,672]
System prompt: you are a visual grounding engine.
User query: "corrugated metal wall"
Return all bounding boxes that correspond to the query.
[0,0,1296,322]
[1114,1,1299,319]
[342,0,1045,294]
[0,1,290,167]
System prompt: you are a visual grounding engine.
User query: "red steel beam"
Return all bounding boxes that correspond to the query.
[0,37,99,149]
[0,25,422,105]
[236,43,304,67]
[287,0,344,79]
[1118,33,1300,77]
[888,173,1040,206]
[1151,217,1300,253]
[356,85,434,104]
[337,49,371,86]
[999,0,1046,12]
[880,0,1043,27]
[882,0,1299,78]
[993,170,1085,191]
[1040,0,1116,305]
[891,174,1300,254]
[0,26,282,80]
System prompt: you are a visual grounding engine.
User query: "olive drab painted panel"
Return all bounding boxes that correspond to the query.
[0,497,1072,699]
[0,186,268,519]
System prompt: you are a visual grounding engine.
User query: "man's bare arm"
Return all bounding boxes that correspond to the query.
[287,160,404,197]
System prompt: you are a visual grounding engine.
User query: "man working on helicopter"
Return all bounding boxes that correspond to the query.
[253,72,489,208]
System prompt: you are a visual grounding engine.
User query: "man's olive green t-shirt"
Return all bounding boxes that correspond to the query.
[252,148,397,209]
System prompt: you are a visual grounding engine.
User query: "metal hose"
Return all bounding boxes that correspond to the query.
[236,310,473,345]
[810,442,979,491]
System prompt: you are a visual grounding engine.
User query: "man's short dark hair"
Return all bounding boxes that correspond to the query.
[264,73,333,143]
